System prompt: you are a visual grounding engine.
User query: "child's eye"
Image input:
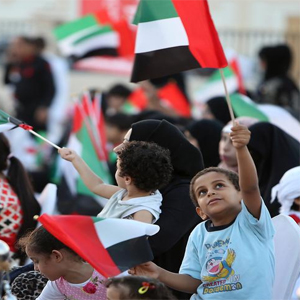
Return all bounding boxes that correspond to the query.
[215,183,224,189]
[198,190,207,196]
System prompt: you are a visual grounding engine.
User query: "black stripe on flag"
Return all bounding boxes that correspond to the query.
[107,235,154,272]
[131,46,201,83]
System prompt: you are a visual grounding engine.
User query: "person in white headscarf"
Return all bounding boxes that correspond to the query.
[271,166,300,225]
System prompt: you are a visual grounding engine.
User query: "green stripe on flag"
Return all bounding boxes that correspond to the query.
[230,93,269,121]
[76,125,112,196]
[73,26,113,45]
[54,15,98,40]
[92,216,105,223]
[133,0,178,24]
[208,67,235,84]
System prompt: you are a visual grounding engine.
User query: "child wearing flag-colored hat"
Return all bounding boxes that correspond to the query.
[59,140,173,224]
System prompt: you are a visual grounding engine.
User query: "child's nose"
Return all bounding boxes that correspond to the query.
[34,264,40,272]
[208,191,216,197]
[113,143,122,153]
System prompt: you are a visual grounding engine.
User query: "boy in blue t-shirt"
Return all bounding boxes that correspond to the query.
[130,123,275,300]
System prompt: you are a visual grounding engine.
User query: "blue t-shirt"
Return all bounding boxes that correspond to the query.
[179,200,275,300]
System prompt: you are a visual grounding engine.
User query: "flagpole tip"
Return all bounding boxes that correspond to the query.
[33,215,39,221]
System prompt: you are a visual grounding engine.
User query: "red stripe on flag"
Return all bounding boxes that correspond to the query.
[172,0,227,69]
[39,214,121,277]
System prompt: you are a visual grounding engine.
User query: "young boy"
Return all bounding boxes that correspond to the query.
[59,141,173,224]
[129,123,275,299]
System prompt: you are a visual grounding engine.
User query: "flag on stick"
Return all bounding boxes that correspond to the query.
[38,214,159,278]
[0,109,60,149]
[131,0,227,82]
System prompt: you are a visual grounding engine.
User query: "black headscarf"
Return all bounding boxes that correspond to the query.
[248,122,300,216]
[130,119,204,179]
[206,96,233,125]
[185,119,223,168]
[259,44,292,80]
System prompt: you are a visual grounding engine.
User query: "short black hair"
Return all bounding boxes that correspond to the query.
[190,167,240,207]
[107,84,132,98]
[118,141,173,192]
[105,113,134,131]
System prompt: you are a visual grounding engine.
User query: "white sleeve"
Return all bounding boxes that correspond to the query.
[36,280,64,300]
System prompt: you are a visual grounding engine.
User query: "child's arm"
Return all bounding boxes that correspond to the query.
[58,148,121,199]
[230,123,261,219]
[132,210,153,224]
[129,262,201,293]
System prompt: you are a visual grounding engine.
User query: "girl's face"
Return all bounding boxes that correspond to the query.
[113,129,132,153]
[219,132,237,168]
[26,247,62,281]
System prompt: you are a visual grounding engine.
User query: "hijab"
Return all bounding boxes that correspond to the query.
[185,119,223,168]
[130,119,204,179]
[206,96,233,125]
[248,122,300,216]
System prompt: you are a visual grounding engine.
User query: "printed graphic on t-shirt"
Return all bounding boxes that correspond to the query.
[202,239,242,295]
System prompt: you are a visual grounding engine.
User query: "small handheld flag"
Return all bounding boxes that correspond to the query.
[0,109,60,150]
[38,214,159,278]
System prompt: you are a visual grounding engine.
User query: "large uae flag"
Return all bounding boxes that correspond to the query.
[131,0,227,82]
[38,214,159,278]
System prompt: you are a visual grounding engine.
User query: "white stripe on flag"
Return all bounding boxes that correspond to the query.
[135,17,189,54]
[0,123,15,133]
[58,25,100,56]
[95,218,159,248]
[71,32,119,56]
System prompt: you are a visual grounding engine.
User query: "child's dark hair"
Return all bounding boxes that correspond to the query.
[104,276,176,300]
[117,141,173,192]
[190,167,240,207]
[0,134,40,253]
[17,226,81,261]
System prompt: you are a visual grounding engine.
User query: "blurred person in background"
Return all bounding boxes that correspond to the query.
[184,119,223,168]
[3,36,55,132]
[256,44,300,120]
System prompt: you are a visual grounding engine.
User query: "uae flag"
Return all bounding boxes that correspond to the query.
[0,109,33,133]
[38,214,159,278]
[131,0,227,82]
[230,93,300,142]
[53,12,119,60]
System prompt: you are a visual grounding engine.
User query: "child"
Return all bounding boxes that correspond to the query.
[105,276,176,300]
[271,166,300,225]
[59,141,173,224]
[18,225,107,300]
[0,133,40,264]
[130,123,275,299]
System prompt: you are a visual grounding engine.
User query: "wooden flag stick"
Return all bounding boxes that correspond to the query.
[220,68,235,123]
[29,130,61,150]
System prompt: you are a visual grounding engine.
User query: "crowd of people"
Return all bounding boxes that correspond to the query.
[0,35,299,300]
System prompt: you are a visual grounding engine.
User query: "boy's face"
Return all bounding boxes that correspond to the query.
[115,159,126,189]
[193,172,241,224]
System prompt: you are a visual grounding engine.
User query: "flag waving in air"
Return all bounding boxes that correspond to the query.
[38,214,159,278]
[131,0,227,82]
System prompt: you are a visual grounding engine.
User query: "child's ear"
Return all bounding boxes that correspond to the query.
[196,207,208,220]
[124,176,132,186]
[294,197,300,206]
[51,250,63,262]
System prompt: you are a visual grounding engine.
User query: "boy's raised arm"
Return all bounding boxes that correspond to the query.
[58,148,120,199]
[230,123,261,219]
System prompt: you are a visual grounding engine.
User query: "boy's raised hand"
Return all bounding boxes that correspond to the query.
[58,148,78,162]
[230,122,251,149]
